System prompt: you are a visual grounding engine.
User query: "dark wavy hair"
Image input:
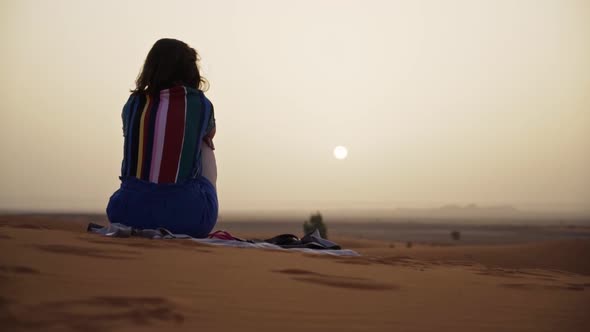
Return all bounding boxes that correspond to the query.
[132,38,208,95]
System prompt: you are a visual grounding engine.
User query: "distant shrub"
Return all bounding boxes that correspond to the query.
[389,243,395,248]
[406,241,413,248]
[303,212,328,238]
[450,230,461,241]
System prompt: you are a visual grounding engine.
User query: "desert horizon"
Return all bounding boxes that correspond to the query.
[3,203,589,223]
[2,211,590,244]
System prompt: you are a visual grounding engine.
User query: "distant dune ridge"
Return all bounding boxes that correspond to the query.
[393,204,522,219]
[215,204,590,223]
[370,204,589,221]
[2,203,589,223]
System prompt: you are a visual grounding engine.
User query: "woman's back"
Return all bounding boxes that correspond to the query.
[120,85,214,184]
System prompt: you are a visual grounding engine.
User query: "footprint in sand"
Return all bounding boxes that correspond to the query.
[499,283,585,291]
[334,259,372,266]
[34,244,141,260]
[0,296,184,331]
[2,223,45,230]
[80,236,213,253]
[0,265,40,275]
[474,267,559,281]
[274,269,398,291]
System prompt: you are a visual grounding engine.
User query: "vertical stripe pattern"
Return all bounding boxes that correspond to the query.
[158,87,186,183]
[135,95,151,178]
[149,90,170,182]
[120,86,213,184]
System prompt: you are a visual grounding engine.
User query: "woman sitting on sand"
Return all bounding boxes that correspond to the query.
[106,38,218,238]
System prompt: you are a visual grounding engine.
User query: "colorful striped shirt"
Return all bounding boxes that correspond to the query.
[119,85,215,184]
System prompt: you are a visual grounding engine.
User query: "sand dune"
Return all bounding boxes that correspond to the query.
[1,216,589,332]
[356,239,590,276]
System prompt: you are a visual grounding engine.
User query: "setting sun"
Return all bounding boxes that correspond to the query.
[333,146,348,160]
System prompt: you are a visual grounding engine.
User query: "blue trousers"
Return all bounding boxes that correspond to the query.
[106,176,218,238]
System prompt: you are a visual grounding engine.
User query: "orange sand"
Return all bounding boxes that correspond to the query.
[1,216,589,332]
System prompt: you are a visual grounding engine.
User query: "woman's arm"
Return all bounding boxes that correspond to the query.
[203,125,216,150]
[203,101,216,150]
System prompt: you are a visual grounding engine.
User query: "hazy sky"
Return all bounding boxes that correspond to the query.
[1,0,589,214]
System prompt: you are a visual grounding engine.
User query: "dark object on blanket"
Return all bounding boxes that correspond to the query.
[264,229,341,250]
[87,223,104,232]
[263,234,300,246]
[301,229,341,250]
